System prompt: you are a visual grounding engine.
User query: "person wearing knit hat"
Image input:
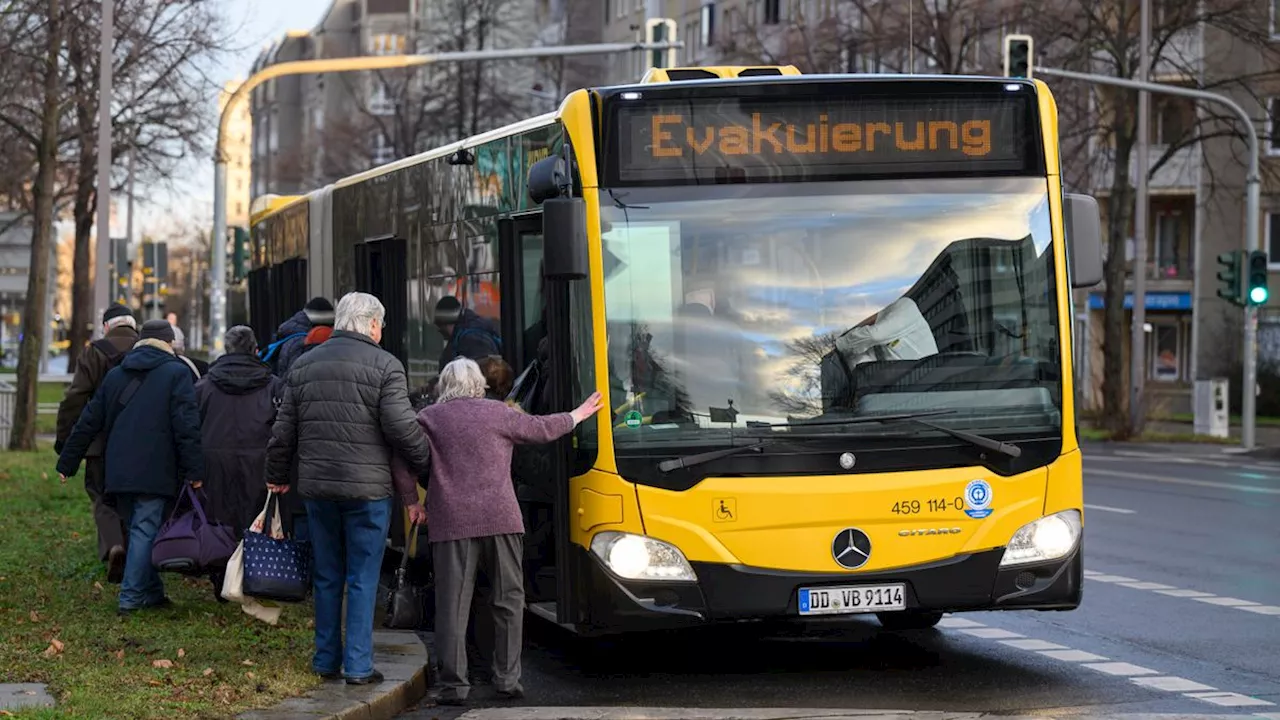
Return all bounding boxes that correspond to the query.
[57,314,204,615]
[54,302,141,584]
[433,295,501,372]
[265,297,334,377]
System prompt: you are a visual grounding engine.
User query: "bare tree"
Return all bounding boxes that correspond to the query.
[4,0,65,450]
[61,0,230,369]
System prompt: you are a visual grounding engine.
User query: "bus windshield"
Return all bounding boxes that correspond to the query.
[599,178,1062,450]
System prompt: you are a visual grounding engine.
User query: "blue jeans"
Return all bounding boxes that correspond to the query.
[116,494,168,610]
[304,497,392,679]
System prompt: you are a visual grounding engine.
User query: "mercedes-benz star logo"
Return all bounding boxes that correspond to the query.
[831,527,872,570]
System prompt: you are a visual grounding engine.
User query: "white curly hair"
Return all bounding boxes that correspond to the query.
[435,357,487,403]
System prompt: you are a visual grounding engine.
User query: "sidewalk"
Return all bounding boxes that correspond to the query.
[446,710,1280,720]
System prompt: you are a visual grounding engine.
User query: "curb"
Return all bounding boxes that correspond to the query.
[238,630,427,720]
[450,711,1280,720]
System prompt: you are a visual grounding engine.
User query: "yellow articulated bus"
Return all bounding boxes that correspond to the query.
[250,67,1104,635]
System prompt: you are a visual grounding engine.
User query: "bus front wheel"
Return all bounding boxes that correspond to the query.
[876,611,944,631]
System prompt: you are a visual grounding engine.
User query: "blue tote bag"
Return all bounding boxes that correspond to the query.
[242,494,312,603]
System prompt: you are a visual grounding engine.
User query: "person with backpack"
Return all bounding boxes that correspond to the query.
[56,320,204,615]
[433,296,501,373]
[263,297,334,377]
[54,303,139,584]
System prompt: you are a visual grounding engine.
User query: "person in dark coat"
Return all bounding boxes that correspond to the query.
[195,326,285,600]
[54,303,138,584]
[266,292,430,685]
[56,320,204,615]
[434,296,501,372]
[267,297,334,377]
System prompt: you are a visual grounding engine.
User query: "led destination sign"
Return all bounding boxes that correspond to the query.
[607,91,1038,185]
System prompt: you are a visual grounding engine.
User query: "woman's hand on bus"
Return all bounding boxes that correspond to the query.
[571,392,605,426]
[267,483,290,495]
[407,503,427,526]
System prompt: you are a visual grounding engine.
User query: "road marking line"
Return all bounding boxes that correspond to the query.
[1240,605,1280,615]
[1082,662,1160,676]
[959,627,1023,639]
[1155,589,1215,598]
[1195,596,1261,607]
[1082,569,1103,577]
[1088,574,1137,583]
[1184,691,1276,707]
[1039,649,1108,662]
[937,617,985,628]
[1118,581,1175,590]
[1085,503,1137,514]
[1132,676,1217,692]
[1088,467,1280,494]
[1000,639,1067,651]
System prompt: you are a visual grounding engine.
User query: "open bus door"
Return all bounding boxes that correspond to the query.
[499,212,584,627]
[353,235,413,550]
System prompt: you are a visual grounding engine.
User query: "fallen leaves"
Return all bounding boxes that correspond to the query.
[152,659,174,669]
[240,659,255,666]
[244,671,256,680]
[42,638,65,657]
[177,648,186,659]
[202,668,214,677]
[93,582,104,591]
[114,649,125,661]
[29,610,39,622]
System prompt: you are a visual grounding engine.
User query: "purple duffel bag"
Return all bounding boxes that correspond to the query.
[151,484,237,575]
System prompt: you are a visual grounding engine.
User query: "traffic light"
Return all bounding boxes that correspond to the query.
[645,18,678,70]
[1003,34,1033,79]
[231,226,249,282]
[1247,250,1269,305]
[1217,250,1245,306]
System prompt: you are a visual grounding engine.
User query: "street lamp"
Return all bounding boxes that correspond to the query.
[94,0,113,339]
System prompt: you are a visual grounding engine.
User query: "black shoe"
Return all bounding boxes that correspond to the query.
[435,695,466,706]
[496,687,524,700]
[106,546,125,584]
[117,597,172,617]
[316,670,341,681]
[345,670,383,685]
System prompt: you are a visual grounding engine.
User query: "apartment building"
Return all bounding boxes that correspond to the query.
[1072,9,1280,415]
[219,79,253,229]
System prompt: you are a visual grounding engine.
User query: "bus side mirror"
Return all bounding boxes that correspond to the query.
[543,197,588,281]
[529,155,587,281]
[1065,193,1103,289]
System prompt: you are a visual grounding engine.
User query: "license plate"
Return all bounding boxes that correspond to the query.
[798,584,906,615]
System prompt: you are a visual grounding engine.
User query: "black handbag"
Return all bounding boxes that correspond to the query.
[384,521,428,629]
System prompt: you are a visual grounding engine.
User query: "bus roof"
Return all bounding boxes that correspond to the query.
[594,73,1039,98]
[249,193,308,227]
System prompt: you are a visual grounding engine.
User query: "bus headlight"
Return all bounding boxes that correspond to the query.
[590,532,697,582]
[999,510,1082,567]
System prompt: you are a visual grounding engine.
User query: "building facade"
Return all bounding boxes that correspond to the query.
[219,79,253,229]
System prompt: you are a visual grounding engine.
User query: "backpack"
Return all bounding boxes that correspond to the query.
[259,331,307,372]
[455,326,502,353]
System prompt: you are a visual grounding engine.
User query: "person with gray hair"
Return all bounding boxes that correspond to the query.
[266,291,430,685]
[55,303,140,584]
[194,325,285,600]
[413,357,602,705]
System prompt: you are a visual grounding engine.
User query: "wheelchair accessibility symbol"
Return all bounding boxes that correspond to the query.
[714,498,737,523]
[963,480,993,519]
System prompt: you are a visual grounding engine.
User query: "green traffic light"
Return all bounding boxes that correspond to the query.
[1251,286,1269,304]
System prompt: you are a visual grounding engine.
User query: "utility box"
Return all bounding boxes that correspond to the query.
[1193,378,1229,438]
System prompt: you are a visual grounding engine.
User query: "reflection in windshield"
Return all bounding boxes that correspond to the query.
[599,180,1061,446]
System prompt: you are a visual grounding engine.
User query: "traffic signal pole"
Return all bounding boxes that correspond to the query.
[1035,65,1263,450]
[210,38,682,358]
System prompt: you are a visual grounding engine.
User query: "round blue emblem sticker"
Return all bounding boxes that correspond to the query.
[964,479,993,519]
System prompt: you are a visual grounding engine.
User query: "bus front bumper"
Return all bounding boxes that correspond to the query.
[577,542,1082,634]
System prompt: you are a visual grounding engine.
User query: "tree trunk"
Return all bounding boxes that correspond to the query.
[11,0,63,451]
[69,137,97,371]
[1101,112,1138,437]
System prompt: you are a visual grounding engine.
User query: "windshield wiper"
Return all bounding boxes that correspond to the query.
[657,442,767,473]
[750,409,1021,459]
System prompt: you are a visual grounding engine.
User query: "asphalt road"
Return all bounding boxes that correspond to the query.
[401,443,1280,719]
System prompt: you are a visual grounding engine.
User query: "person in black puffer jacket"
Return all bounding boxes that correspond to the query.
[265,292,430,685]
[195,326,286,601]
